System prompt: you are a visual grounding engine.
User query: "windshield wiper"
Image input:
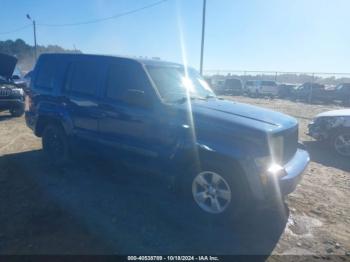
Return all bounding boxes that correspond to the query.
[173,95,207,104]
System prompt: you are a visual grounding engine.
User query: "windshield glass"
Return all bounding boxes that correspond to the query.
[146,65,215,103]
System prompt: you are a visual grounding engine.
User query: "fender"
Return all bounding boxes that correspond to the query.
[34,101,74,137]
[172,133,266,201]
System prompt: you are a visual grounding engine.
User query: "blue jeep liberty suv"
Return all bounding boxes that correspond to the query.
[26,54,310,218]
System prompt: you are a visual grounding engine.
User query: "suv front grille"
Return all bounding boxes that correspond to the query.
[0,88,12,97]
[282,126,298,164]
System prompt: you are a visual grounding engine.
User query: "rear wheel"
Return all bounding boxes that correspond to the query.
[42,123,71,165]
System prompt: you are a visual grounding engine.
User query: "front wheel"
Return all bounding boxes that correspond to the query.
[42,123,71,166]
[181,164,250,222]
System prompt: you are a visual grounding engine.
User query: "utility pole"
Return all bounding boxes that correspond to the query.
[26,14,37,61]
[199,0,206,75]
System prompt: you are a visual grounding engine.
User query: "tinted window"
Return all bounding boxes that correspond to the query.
[69,61,100,96]
[105,61,147,101]
[35,59,56,90]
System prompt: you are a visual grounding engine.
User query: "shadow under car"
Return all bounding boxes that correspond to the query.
[0,149,288,255]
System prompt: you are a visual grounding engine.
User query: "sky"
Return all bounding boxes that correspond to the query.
[0,0,349,73]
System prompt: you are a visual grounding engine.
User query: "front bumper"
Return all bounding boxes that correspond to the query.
[307,122,327,140]
[278,148,310,195]
[0,98,24,110]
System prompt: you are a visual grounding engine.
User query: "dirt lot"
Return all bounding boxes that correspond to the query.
[0,96,349,257]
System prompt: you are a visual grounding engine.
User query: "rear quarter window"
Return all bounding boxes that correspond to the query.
[35,58,56,90]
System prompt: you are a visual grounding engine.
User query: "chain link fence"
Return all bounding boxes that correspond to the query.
[203,70,350,105]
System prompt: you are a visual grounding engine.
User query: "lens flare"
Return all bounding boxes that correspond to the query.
[176,4,201,172]
[267,135,288,219]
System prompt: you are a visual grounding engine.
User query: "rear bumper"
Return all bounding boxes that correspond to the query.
[259,89,279,96]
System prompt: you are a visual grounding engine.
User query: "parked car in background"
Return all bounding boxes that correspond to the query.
[290,82,334,103]
[26,53,309,219]
[0,53,25,117]
[308,109,350,157]
[243,80,254,95]
[333,83,350,106]
[215,78,243,95]
[278,84,296,99]
[246,80,278,98]
[204,76,212,88]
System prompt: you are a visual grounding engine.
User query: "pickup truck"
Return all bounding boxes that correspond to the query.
[26,54,310,219]
[290,82,334,103]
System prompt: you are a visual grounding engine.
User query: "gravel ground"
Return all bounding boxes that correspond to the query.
[0,96,349,258]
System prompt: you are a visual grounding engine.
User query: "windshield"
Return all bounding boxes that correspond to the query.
[146,65,215,103]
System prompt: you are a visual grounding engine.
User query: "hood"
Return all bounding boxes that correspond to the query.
[316,109,350,118]
[176,98,297,132]
[0,53,17,79]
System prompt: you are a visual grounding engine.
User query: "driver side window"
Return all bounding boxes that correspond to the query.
[105,61,151,103]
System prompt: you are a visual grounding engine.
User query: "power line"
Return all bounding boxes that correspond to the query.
[0,24,31,35]
[38,0,169,27]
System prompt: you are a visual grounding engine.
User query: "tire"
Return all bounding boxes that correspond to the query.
[331,129,350,157]
[180,162,251,223]
[10,106,24,117]
[42,123,71,166]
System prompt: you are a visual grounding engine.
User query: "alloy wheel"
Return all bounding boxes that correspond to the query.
[192,171,232,214]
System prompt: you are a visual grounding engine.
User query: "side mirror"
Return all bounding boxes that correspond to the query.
[123,89,151,108]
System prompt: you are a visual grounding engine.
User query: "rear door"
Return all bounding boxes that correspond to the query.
[64,57,104,143]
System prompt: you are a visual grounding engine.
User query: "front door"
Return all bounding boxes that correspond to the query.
[98,59,178,165]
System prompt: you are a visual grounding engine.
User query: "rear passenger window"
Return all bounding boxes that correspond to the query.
[69,62,100,97]
[35,59,56,90]
[105,62,146,102]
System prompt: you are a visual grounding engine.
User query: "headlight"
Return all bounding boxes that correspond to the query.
[12,88,24,96]
[270,136,284,164]
[255,156,271,169]
[255,156,287,185]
